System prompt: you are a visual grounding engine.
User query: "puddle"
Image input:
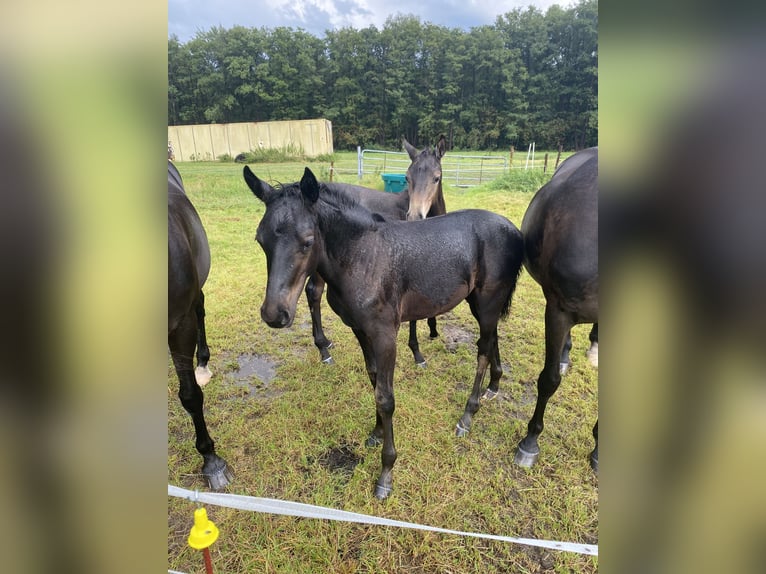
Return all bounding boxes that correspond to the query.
[226,353,281,398]
[440,324,475,352]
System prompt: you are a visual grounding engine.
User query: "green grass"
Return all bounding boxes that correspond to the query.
[168,159,598,573]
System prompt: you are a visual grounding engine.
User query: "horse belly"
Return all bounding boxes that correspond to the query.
[399,285,469,322]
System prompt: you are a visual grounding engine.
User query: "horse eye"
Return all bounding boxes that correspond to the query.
[301,238,314,252]
[433,175,441,183]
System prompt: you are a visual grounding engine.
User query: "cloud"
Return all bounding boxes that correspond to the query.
[169,0,569,41]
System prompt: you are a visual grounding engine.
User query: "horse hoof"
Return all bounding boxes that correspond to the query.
[514,444,539,468]
[482,389,498,400]
[322,356,335,365]
[559,362,569,376]
[586,343,598,368]
[455,421,470,437]
[374,482,392,500]
[365,434,383,448]
[416,360,427,369]
[195,365,213,386]
[205,463,234,491]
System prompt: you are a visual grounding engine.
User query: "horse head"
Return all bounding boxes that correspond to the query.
[403,135,446,221]
[244,165,320,328]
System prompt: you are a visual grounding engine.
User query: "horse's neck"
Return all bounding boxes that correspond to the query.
[431,185,447,216]
[393,189,410,215]
[315,202,378,277]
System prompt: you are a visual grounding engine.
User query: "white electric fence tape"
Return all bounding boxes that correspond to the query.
[168,484,598,556]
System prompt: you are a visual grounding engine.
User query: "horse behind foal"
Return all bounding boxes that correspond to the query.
[304,135,448,366]
[514,147,598,472]
[244,165,524,499]
[168,161,232,490]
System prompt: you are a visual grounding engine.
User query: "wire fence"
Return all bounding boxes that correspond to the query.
[328,145,565,187]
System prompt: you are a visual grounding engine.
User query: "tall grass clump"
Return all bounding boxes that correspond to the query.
[486,168,553,194]
[219,143,328,164]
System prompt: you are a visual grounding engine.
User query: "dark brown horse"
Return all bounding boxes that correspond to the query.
[305,136,447,366]
[514,147,599,471]
[244,166,523,499]
[168,161,232,490]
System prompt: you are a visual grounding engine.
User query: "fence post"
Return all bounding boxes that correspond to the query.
[555,144,562,170]
[357,146,362,180]
[509,146,514,169]
[543,153,549,173]
[329,161,334,182]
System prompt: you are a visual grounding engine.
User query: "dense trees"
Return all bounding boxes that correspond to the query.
[168,0,597,150]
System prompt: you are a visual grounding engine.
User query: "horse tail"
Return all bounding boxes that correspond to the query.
[500,227,525,319]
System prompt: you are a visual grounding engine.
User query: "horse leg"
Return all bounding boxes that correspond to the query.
[170,312,232,490]
[590,420,598,472]
[559,330,573,375]
[427,316,439,339]
[456,300,502,436]
[306,273,334,364]
[407,320,427,367]
[350,328,385,448]
[371,336,398,499]
[482,332,503,400]
[455,337,492,437]
[353,326,398,499]
[586,322,598,368]
[194,290,213,386]
[515,303,572,467]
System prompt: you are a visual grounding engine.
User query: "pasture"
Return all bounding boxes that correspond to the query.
[168,154,598,573]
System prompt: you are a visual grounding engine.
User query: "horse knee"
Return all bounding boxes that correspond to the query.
[178,380,203,412]
[537,368,561,398]
[375,392,395,417]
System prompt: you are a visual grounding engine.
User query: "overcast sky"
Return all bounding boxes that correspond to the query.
[169,0,571,42]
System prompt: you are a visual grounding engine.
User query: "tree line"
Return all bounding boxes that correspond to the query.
[168,0,597,151]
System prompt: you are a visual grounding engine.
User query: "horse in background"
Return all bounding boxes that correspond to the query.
[168,161,232,490]
[302,135,448,366]
[244,166,524,499]
[514,147,599,471]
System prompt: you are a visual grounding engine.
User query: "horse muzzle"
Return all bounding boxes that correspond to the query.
[260,303,293,328]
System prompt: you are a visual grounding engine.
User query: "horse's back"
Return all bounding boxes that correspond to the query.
[327,182,407,220]
[522,148,598,319]
[387,209,523,288]
[168,164,210,332]
[373,209,522,322]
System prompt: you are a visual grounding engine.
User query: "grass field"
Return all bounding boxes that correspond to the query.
[168,154,598,573]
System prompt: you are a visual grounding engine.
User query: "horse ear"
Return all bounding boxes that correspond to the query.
[403,137,419,161]
[300,167,320,204]
[436,134,447,159]
[243,165,275,203]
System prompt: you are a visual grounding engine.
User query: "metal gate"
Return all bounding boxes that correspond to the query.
[358,147,508,187]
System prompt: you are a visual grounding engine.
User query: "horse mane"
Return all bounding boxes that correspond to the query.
[274,179,380,234]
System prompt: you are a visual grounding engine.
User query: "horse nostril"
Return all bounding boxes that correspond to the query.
[261,304,292,328]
